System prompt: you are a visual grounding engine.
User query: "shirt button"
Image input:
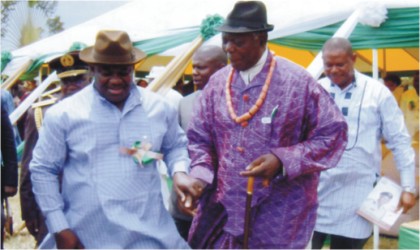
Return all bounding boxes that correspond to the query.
[236,146,245,153]
[243,94,250,102]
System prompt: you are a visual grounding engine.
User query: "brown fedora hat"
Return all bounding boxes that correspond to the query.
[80,30,146,65]
[217,1,274,33]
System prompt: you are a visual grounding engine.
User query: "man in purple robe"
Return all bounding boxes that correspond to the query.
[173,1,348,248]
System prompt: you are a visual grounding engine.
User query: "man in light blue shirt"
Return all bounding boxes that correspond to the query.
[30,30,190,249]
[313,37,416,249]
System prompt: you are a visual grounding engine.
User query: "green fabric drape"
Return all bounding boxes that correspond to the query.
[133,29,199,56]
[18,7,418,79]
[270,8,419,50]
[1,51,13,73]
[20,29,200,79]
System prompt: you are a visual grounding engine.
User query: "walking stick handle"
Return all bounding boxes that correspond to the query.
[247,176,255,194]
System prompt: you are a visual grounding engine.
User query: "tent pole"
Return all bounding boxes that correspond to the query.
[1,59,33,90]
[383,49,387,78]
[372,49,379,250]
[373,225,379,250]
[372,49,379,80]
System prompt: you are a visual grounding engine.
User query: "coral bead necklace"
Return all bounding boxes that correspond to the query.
[225,56,276,127]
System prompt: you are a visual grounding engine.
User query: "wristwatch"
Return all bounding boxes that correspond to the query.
[403,186,417,195]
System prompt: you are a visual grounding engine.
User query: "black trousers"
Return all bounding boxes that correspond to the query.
[173,217,192,241]
[1,199,5,250]
[312,231,370,249]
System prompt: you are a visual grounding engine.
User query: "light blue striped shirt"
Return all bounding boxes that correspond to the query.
[315,71,415,238]
[30,83,190,248]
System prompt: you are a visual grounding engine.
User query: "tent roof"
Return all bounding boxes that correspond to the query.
[10,0,418,58]
[3,0,419,78]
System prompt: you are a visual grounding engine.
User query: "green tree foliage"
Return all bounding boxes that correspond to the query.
[47,16,64,34]
[1,0,64,41]
[1,0,18,38]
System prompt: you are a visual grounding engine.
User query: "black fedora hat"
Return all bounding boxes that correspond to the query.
[217,1,274,33]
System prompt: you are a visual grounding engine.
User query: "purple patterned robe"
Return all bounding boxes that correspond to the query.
[187,53,347,249]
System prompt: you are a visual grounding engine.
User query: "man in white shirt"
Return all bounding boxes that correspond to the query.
[313,37,417,249]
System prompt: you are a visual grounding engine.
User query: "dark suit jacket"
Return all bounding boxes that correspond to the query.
[1,104,18,197]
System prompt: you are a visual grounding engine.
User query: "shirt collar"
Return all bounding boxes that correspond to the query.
[330,71,358,92]
[239,48,268,85]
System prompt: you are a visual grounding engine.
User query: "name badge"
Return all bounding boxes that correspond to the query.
[261,117,272,124]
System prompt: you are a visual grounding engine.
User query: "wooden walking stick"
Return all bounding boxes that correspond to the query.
[243,176,255,249]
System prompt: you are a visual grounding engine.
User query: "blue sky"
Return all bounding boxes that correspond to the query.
[56,0,129,29]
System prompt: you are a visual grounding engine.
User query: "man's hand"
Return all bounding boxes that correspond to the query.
[55,229,84,249]
[25,219,40,238]
[173,172,206,216]
[240,153,283,182]
[399,192,416,213]
[3,186,17,197]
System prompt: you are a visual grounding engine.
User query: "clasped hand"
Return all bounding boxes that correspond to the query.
[173,154,282,216]
[173,172,206,216]
[55,229,84,249]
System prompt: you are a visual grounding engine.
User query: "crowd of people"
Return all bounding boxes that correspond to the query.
[1,1,418,249]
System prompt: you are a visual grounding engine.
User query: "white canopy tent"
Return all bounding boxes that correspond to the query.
[4,0,418,77]
[3,0,418,136]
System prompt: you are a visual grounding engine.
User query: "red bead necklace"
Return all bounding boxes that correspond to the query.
[225,57,276,127]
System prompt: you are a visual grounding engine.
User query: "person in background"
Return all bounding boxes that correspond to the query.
[1,89,15,115]
[136,78,149,88]
[413,71,419,95]
[399,72,419,138]
[9,80,25,108]
[180,80,195,96]
[313,37,416,249]
[21,80,37,101]
[173,1,348,248]
[146,65,184,108]
[384,74,404,105]
[1,104,19,249]
[178,45,227,130]
[169,45,227,240]
[15,80,37,140]
[19,49,91,247]
[1,89,22,147]
[29,30,190,249]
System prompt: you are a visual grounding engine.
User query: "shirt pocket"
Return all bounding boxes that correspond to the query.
[246,114,273,147]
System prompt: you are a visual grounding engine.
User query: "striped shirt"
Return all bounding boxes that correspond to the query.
[30,84,190,248]
[315,71,415,238]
